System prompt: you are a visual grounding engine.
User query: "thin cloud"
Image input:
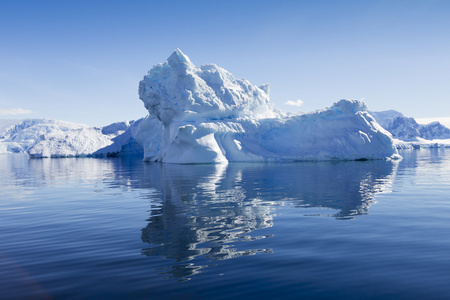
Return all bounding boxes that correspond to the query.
[0,108,35,116]
[284,99,304,107]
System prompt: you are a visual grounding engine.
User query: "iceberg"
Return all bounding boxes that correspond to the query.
[136,49,399,163]
[1,50,400,161]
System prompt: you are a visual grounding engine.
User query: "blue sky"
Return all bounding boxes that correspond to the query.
[1,0,449,126]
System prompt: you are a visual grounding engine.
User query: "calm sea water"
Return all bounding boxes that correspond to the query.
[1,149,450,299]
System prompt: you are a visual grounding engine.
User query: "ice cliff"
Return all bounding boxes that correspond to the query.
[136,49,398,163]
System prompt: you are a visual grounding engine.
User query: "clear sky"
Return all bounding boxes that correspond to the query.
[1,0,449,126]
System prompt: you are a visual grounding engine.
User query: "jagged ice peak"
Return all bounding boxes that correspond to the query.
[167,48,194,69]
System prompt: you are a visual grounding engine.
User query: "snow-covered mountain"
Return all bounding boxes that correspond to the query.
[1,50,402,161]
[0,119,88,154]
[0,118,133,157]
[370,110,450,147]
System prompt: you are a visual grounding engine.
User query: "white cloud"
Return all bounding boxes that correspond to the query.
[284,99,304,107]
[0,108,35,115]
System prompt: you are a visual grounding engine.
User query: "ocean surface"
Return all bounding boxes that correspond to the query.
[1,149,450,299]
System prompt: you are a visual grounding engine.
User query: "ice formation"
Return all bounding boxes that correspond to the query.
[136,49,399,163]
[1,50,407,160]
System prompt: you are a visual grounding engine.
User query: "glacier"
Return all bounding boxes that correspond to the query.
[1,49,404,162]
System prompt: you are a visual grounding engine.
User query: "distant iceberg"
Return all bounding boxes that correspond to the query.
[1,49,401,161]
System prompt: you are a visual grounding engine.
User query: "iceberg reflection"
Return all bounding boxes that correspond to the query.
[1,155,398,280]
[140,163,274,279]
[139,159,398,279]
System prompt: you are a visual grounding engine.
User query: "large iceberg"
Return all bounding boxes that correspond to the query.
[136,49,398,163]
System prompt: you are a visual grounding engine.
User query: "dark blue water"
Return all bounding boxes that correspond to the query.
[1,149,450,299]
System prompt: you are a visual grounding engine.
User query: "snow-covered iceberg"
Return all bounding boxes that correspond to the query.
[136,49,398,163]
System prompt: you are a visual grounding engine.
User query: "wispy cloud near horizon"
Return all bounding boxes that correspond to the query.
[284,99,304,107]
[0,108,35,116]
